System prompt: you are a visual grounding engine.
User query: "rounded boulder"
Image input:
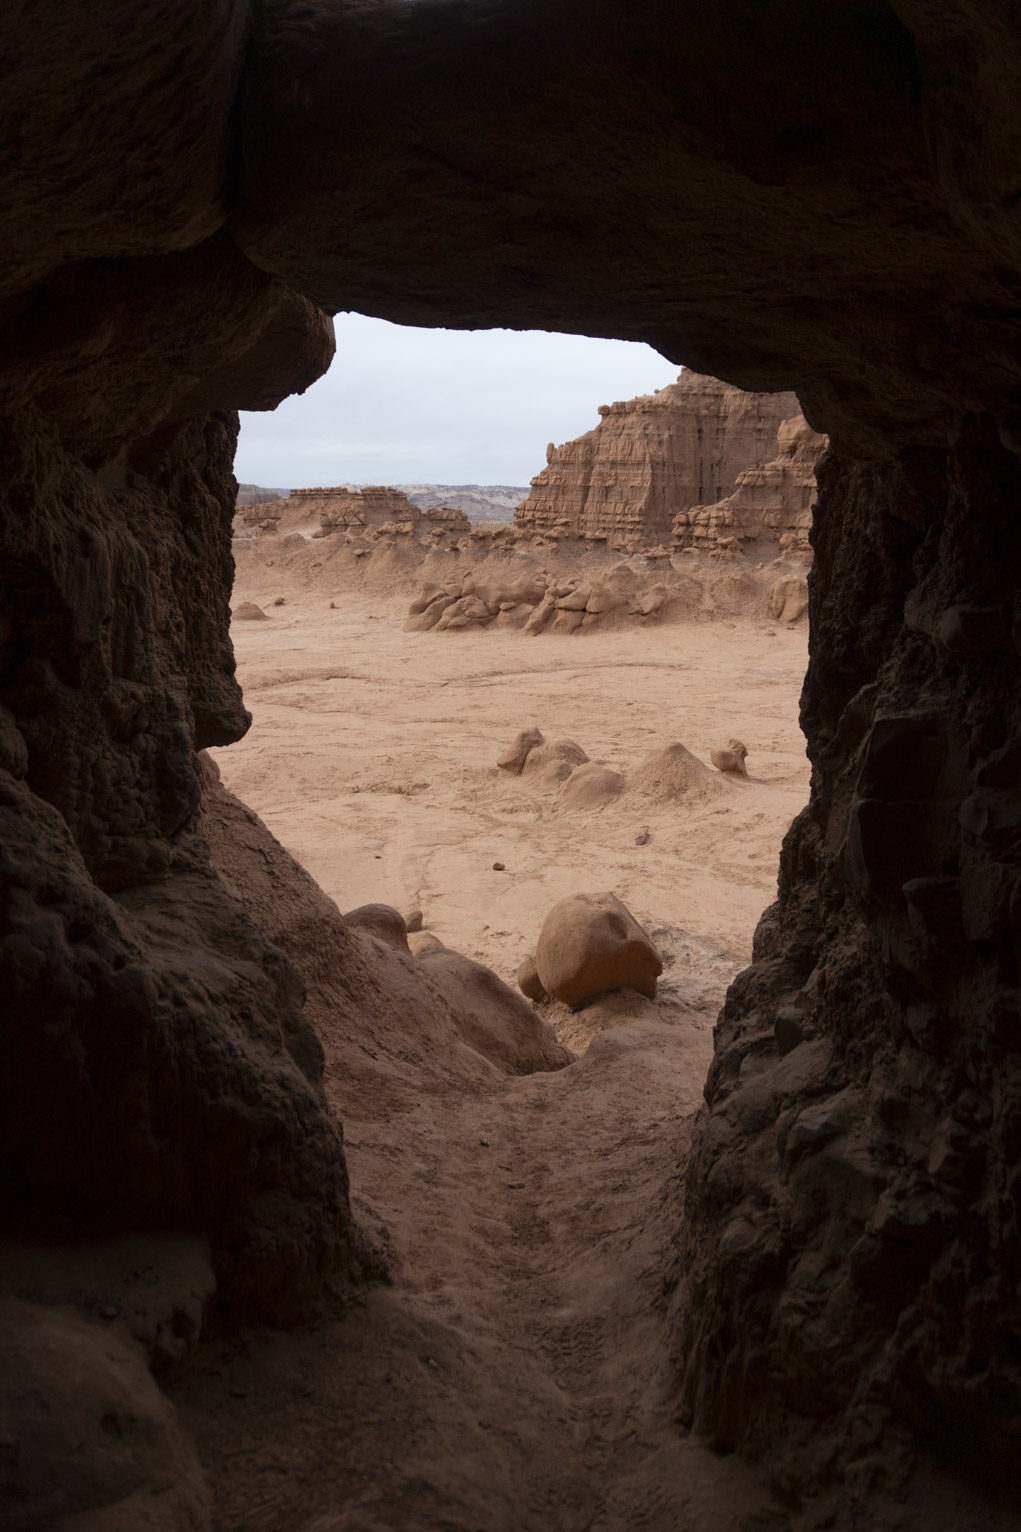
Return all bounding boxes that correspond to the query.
[534,891,663,1009]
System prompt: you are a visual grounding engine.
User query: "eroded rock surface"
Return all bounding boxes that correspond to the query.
[673,414,827,560]
[535,891,664,1009]
[516,371,799,545]
[6,0,1021,1523]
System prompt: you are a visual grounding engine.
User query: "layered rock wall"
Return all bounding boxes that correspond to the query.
[293,484,423,532]
[673,414,828,557]
[514,369,800,545]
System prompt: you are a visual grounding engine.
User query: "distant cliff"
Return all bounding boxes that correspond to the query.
[515,370,800,544]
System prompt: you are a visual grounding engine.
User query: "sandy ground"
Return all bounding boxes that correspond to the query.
[186,586,811,1531]
[212,590,809,991]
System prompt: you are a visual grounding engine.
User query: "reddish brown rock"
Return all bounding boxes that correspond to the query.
[302,484,424,535]
[515,371,799,546]
[534,892,663,1009]
[674,413,827,557]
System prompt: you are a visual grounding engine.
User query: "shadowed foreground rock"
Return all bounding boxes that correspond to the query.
[4,0,1021,1524]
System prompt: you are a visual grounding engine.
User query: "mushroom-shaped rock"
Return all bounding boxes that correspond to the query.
[232,601,268,620]
[497,726,545,775]
[710,739,749,774]
[535,892,663,1009]
[559,761,625,808]
[342,903,410,951]
[522,738,589,787]
[517,953,548,1002]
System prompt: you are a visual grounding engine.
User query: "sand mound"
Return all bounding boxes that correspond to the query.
[629,742,725,803]
[232,600,268,620]
[521,738,589,787]
[558,761,625,809]
[416,947,572,1074]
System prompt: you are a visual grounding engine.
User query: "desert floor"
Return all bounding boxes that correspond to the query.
[188,587,811,1531]
[212,589,809,992]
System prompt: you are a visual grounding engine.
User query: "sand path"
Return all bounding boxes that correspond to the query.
[180,595,809,1529]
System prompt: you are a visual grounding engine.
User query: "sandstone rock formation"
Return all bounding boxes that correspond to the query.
[515,371,800,546]
[516,953,548,1003]
[7,1,1021,1523]
[673,413,828,557]
[497,727,545,775]
[425,504,471,534]
[342,902,411,951]
[300,484,424,535]
[558,760,625,808]
[534,892,663,1008]
[237,483,286,507]
[710,740,748,775]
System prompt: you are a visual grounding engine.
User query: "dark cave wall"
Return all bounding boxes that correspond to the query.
[2,0,1021,1521]
[676,423,1021,1501]
[0,247,358,1323]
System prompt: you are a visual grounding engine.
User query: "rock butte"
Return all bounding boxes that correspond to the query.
[516,370,803,545]
[4,4,1021,1529]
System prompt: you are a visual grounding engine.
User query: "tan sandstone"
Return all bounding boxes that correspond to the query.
[515,370,800,546]
[534,891,664,1009]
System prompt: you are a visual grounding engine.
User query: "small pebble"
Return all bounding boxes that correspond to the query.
[479,1138,489,1147]
[100,1305,117,1320]
[507,1182,525,1190]
[635,828,651,846]
[273,597,285,606]
[424,1356,439,1370]
[492,861,506,871]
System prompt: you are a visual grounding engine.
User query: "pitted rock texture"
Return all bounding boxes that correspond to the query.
[6,0,1021,1523]
[673,414,827,559]
[515,371,799,546]
[675,427,1021,1511]
[1,409,361,1325]
[234,0,1021,458]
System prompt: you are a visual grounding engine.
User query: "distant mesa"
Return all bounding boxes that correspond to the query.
[236,482,289,506]
[515,369,816,549]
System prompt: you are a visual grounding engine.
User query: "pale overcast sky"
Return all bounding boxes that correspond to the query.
[235,312,682,489]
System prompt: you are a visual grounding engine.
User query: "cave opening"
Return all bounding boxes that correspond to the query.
[6,1,1021,1527]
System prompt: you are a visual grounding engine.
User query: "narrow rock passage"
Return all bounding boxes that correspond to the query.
[174,1007,777,1530]
[174,587,808,1527]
